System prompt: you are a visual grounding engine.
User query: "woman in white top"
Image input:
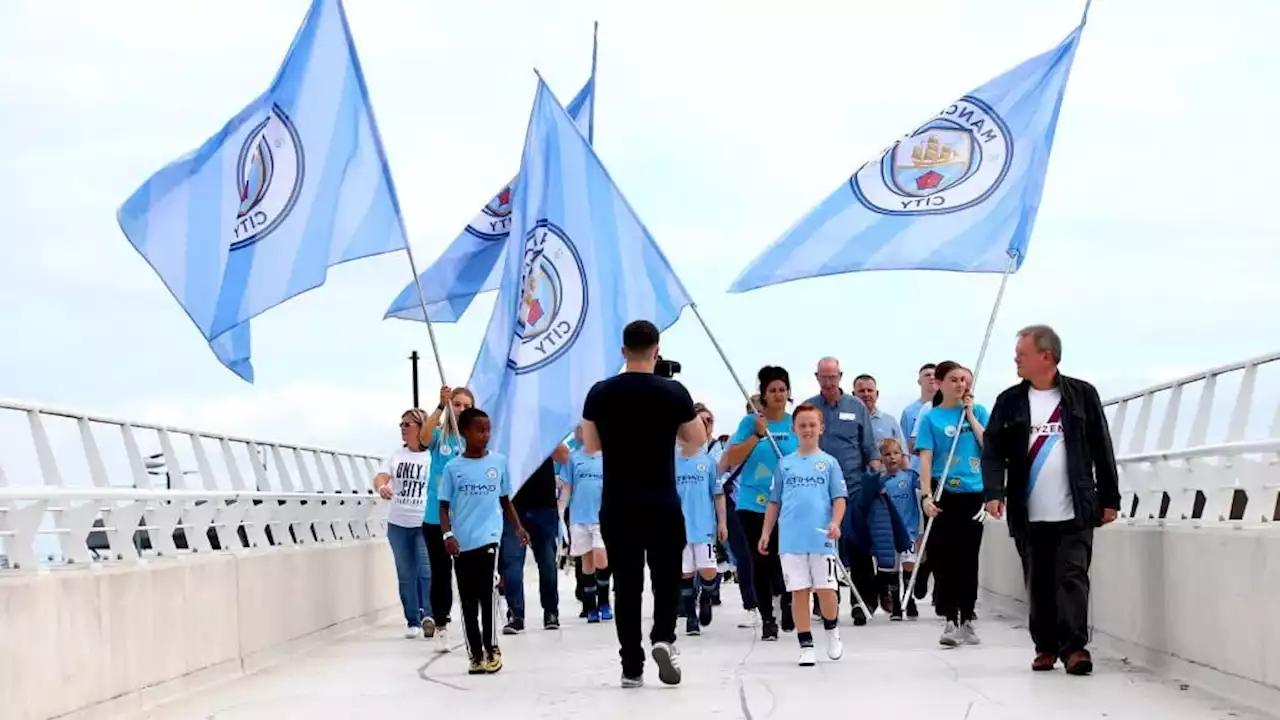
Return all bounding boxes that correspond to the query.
[374,408,435,639]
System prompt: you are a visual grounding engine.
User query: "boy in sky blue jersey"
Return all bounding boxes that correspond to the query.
[759,404,847,667]
[878,437,922,620]
[675,437,728,636]
[440,408,529,676]
[561,443,612,623]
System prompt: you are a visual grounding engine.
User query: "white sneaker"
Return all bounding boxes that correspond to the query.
[651,642,682,685]
[738,609,760,629]
[434,626,452,654]
[798,645,817,666]
[959,620,981,645]
[939,621,960,647]
[404,625,422,639]
[826,627,844,660]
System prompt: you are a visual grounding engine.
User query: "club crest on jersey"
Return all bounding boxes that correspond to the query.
[696,463,708,473]
[440,444,453,456]
[814,461,828,473]
[231,104,304,252]
[466,181,516,241]
[485,467,499,480]
[850,96,1012,217]
[944,425,958,437]
[508,220,588,375]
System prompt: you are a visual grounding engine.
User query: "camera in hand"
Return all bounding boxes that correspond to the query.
[654,355,682,379]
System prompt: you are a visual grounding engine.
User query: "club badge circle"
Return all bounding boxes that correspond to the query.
[508,220,588,375]
[231,104,305,252]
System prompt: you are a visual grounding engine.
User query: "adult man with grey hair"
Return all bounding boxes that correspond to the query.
[981,325,1120,676]
[806,356,882,624]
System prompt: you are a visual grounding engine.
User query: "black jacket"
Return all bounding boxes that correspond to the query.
[981,373,1120,534]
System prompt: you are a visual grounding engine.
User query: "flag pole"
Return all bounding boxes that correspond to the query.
[689,302,874,617]
[402,244,465,454]
[901,251,1018,606]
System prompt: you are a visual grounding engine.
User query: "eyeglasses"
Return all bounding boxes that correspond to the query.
[399,421,419,428]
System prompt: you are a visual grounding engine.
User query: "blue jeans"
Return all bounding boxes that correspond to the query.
[387,524,431,627]
[723,491,757,611]
[500,507,560,621]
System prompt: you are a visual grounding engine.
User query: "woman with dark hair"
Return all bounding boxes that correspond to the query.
[723,366,799,641]
[915,360,989,647]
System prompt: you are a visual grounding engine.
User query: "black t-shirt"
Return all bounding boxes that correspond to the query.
[514,457,557,512]
[582,371,697,511]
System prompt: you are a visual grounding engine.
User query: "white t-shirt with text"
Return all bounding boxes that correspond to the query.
[1026,387,1075,522]
[381,447,430,528]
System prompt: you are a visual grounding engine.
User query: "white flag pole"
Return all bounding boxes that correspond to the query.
[901,252,1018,606]
[402,244,466,455]
[688,302,874,617]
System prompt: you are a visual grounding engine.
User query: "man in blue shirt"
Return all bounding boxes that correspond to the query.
[899,363,938,468]
[804,356,880,624]
[852,374,905,446]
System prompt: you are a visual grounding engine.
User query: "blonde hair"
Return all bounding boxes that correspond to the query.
[879,436,904,456]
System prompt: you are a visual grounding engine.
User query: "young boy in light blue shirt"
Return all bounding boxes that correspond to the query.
[758,404,847,667]
[561,444,612,623]
[675,437,728,636]
[440,408,529,676]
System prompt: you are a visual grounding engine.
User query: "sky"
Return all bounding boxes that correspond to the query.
[2,0,1279,478]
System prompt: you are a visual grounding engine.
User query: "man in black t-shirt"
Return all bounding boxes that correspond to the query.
[581,320,705,688]
[499,449,570,634]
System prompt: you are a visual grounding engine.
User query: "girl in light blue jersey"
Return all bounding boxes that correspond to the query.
[418,385,474,652]
[440,408,528,676]
[916,361,988,648]
[758,404,847,667]
[724,367,799,641]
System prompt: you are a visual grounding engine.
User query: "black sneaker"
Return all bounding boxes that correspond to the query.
[780,605,795,633]
[579,607,589,619]
[685,614,700,636]
[906,599,919,620]
[544,611,560,630]
[698,592,714,627]
[852,606,868,627]
[761,621,779,642]
[502,619,525,635]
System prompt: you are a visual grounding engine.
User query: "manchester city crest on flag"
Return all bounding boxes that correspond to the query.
[231,104,305,251]
[466,182,515,241]
[852,97,1012,217]
[509,220,588,375]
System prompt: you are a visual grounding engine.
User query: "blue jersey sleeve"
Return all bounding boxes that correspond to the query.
[769,462,785,504]
[438,463,456,503]
[974,404,991,427]
[827,456,848,500]
[730,415,754,445]
[711,464,724,496]
[499,459,513,498]
[915,411,936,453]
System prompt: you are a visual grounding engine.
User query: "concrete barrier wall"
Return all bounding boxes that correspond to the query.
[0,541,397,720]
[980,522,1280,714]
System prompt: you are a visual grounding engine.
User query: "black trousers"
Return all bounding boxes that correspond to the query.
[455,543,500,660]
[421,523,454,625]
[737,509,788,625]
[928,492,984,623]
[601,504,685,679]
[722,492,757,611]
[1014,521,1093,657]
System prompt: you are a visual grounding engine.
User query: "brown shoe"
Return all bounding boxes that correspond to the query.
[1032,653,1056,672]
[1064,650,1093,676]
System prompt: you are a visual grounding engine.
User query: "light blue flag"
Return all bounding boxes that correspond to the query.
[384,32,598,324]
[469,77,692,491]
[728,9,1088,293]
[118,0,408,381]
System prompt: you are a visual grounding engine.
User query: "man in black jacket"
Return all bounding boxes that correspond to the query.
[981,325,1120,677]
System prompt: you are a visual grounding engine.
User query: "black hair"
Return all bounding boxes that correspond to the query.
[757,365,791,396]
[853,373,876,385]
[930,360,965,407]
[457,407,489,432]
[919,362,937,374]
[622,320,660,354]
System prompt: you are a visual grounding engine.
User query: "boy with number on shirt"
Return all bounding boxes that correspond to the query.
[759,404,847,667]
[675,436,728,636]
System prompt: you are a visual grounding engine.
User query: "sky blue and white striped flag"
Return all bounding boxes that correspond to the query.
[728,10,1087,293]
[117,0,408,381]
[470,77,691,491]
[384,34,598,324]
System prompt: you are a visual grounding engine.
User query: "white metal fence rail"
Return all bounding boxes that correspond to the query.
[1104,350,1280,525]
[0,398,387,571]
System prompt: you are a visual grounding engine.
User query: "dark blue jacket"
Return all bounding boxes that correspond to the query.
[844,471,913,569]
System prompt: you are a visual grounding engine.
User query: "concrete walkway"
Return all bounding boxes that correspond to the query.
[138,572,1273,719]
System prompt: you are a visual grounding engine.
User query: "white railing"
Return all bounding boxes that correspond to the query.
[0,398,388,571]
[1103,351,1280,525]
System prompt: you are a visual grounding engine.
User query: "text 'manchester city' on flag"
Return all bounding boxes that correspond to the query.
[117,0,408,381]
[384,45,598,324]
[469,76,692,492]
[727,9,1088,294]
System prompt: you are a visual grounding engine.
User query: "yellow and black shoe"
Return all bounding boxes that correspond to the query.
[468,656,486,675]
[484,647,504,674]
